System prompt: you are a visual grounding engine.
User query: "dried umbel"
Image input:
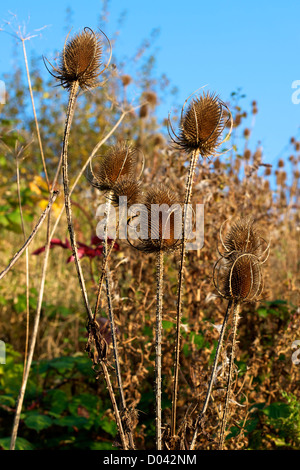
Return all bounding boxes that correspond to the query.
[86,142,139,193]
[44,27,109,90]
[131,185,183,253]
[213,217,270,302]
[168,90,232,157]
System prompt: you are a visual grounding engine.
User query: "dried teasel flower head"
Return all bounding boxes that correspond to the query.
[85,142,140,193]
[168,89,232,157]
[109,176,142,207]
[44,27,111,91]
[129,184,183,253]
[213,217,270,302]
[121,74,132,87]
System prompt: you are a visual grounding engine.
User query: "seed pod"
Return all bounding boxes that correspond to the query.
[109,176,142,207]
[168,90,231,157]
[44,27,107,90]
[213,217,269,302]
[131,184,183,253]
[85,142,139,193]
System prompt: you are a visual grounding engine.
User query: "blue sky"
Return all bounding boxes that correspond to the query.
[0,0,300,169]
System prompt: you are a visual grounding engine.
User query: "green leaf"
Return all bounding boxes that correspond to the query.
[24,412,53,432]
[99,416,117,436]
[90,441,117,450]
[162,320,174,331]
[0,437,34,450]
[54,415,88,429]
[262,402,291,419]
[45,389,69,415]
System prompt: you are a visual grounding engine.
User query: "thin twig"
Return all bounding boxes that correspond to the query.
[10,209,52,450]
[21,38,50,190]
[15,154,30,382]
[0,191,59,282]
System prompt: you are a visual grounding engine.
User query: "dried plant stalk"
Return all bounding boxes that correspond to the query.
[218,301,240,449]
[171,148,198,437]
[155,249,164,449]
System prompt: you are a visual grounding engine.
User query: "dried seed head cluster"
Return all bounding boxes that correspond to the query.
[213,217,270,302]
[44,27,105,90]
[86,142,139,193]
[169,90,232,157]
[131,184,183,253]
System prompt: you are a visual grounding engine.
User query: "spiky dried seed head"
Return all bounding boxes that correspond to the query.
[109,176,142,207]
[222,218,264,258]
[132,184,183,253]
[213,217,269,302]
[85,142,139,193]
[45,27,104,90]
[169,91,231,157]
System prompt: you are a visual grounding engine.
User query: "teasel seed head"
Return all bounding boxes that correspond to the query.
[109,176,142,207]
[168,90,232,157]
[44,27,111,91]
[130,184,183,253]
[85,142,140,193]
[121,74,132,87]
[213,217,270,302]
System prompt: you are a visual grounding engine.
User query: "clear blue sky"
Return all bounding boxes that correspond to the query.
[1,0,300,169]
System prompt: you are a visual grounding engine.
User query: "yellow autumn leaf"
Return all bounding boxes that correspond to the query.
[38,198,64,219]
[29,182,42,195]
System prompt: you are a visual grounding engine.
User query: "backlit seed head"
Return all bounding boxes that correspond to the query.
[85,142,139,193]
[131,184,183,253]
[44,27,106,91]
[213,217,270,302]
[168,91,232,157]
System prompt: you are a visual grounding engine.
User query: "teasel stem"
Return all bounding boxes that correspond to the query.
[100,360,129,449]
[190,300,232,450]
[103,193,135,450]
[61,80,93,321]
[155,249,164,449]
[218,300,240,450]
[171,149,198,438]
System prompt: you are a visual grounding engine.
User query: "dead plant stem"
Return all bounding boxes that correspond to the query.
[171,149,198,438]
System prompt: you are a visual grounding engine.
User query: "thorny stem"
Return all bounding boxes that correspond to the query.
[190,300,232,450]
[61,81,93,321]
[100,361,129,449]
[60,83,133,447]
[218,301,240,450]
[9,98,129,450]
[171,149,198,438]
[103,195,135,450]
[155,250,164,450]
